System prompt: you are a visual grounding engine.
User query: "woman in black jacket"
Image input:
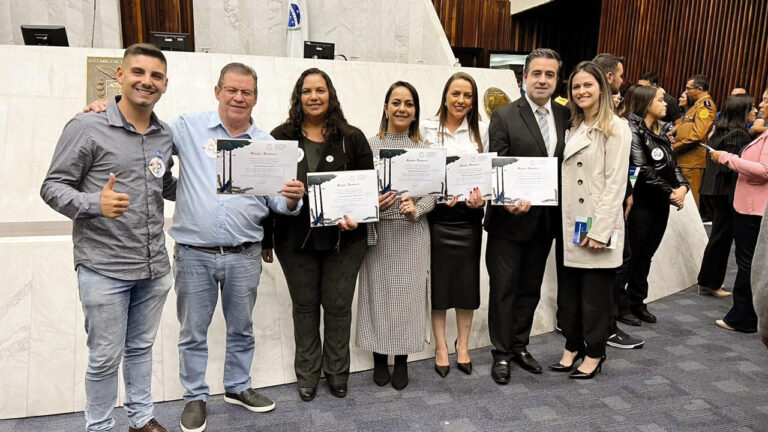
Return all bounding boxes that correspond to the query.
[268,68,373,402]
[624,85,689,323]
[697,94,756,296]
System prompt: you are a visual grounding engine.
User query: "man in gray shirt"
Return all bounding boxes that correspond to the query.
[41,43,175,432]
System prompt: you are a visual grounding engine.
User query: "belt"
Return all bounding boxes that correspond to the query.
[180,242,255,255]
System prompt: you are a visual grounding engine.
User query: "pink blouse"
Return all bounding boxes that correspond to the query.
[721,131,768,216]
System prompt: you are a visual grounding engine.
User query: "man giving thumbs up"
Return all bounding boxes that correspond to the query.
[40,43,176,432]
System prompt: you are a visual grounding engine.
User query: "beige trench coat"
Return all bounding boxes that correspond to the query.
[560,115,631,269]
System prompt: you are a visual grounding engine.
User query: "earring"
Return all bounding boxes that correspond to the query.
[386,113,389,119]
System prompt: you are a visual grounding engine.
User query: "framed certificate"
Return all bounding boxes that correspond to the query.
[216,139,298,196]
[444,152,495,201]
[491,156,559,206]
[379,148,446,196]
[307,170,379,227]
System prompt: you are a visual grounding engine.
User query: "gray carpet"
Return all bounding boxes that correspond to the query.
[4,230,767,431]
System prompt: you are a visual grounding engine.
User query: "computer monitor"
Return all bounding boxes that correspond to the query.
[149,31,193,52]
[304,41,335,60]
[21,25,69,46]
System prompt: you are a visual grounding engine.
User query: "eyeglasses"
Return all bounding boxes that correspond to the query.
[685,86,700,91]
[220,87,255,99]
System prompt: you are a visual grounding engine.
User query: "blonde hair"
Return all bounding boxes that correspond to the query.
[567,61,615,136]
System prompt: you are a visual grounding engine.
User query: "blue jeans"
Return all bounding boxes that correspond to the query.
[77,265,172,431]
[173,243,263,401]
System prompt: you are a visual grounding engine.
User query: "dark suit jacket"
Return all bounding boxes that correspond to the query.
[483,96,571,242]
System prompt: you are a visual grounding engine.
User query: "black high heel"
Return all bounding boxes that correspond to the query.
[434,342,450,378]
[569,355,606,379]
[454,339,472,375]
[548,351,585,372]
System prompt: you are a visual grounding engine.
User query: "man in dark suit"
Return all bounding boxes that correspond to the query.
[485,48,570,384]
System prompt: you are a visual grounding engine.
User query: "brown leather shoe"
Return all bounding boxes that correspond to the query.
[128,418,167,432]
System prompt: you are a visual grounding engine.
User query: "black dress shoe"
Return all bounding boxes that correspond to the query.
[298,386,316,402]
[569,355,606,379]
[617,310,642,326]
[328,382,347,398]
[454,340,472,375]
[491,360,510,384]
[631,305,657,323]
[511,350,542,374]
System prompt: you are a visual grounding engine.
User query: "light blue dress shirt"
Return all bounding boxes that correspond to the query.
[168,111,301,247]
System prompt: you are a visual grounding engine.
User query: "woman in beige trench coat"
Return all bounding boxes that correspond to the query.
[549,61,631,379]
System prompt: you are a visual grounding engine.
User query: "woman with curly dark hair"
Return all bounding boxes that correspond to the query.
[269,68,373,402]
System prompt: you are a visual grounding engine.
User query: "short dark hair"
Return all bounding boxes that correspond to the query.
[524,48,561,75]
[123,43,166,66]
[688,74,709,91]
[592,53,624,75]
[640,72,659,85]
[217,62,258,92]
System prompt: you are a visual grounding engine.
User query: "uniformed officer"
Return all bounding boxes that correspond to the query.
[671,73,716,207]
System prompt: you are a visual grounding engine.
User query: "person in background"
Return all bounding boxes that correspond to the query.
[697,95,755,298]
[593,54,644,349]
[750,203,768,349]
[421,72,488,377]
[709,98,768,334]
[552,61,631,379]
[637,72,681,123]
[671,74,717,210]
[356,81,435,390]
[749,88,768,136]
[622,85,689,325]
[269,68,374,401]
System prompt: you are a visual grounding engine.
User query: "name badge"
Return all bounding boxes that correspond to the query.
[148,157,166,178]
[651,148,664,161]
[203,139,217,158]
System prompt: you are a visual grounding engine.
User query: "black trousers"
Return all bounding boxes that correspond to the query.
[612,225,632,319]
[697,194,734,289]
[557,266,614,358]
[723,211,761,332]
[486,222,553,359]
[274,238,367,388]
[626,201,670,309]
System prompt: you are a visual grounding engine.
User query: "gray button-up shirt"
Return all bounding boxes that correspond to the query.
[41,96,176,280]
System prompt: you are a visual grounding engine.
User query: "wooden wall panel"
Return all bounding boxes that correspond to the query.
[431,0,602,86]
[599,0,768,108]
[119,0,195,50]
[432,0,511,67]
[507,0,602,86]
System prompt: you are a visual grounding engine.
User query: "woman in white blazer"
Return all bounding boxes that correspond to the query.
[549,61,631,379]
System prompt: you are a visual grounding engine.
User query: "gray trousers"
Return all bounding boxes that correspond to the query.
[275,238,367,388]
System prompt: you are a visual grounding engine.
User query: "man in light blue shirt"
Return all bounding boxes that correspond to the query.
[168,63,303,432]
